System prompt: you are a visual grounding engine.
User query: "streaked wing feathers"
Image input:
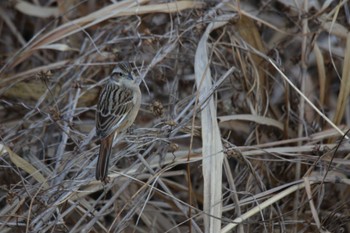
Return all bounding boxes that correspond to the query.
[96,82,133,138]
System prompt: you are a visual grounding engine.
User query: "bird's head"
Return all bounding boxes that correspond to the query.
[110,62,136,85]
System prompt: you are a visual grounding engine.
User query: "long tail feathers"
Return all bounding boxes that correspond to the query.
[96,135,113,181]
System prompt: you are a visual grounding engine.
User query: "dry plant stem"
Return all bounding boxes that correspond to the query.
[5,146,48,187]
[169,67,235,147]
[0,7,26,46]
[15,1,59,18]
[221,175,350,232]
[142,41,177,81]
[218,114,288,132]
[293,1,309,231]
[26,177,51,232]
[187,26,212,233]
[99,144,202,231]
[0,198,26,230]
[134,156,161,228]
[268,60,349,139]
[222,180,302,212]
[235,25,348,139]
[159,142,350,167]
[194,12,236,233]
[39,198,95,232]
[10,103,46,140]
[332,14,350,125]
[169,64,235,142]
[134,153,202,231]
[223,157,244,233]
[240,143,346,158]
[313,44,326,106]
[52,84,80,185]
[303,177,324,231]
[331,32,350,144]
[31,205,57,231]
[326,3,343,72]
[226,2,290,35]
[4,1,350,231]
[164,142,350,167]
[109,169,202,232]
[4,0,204,70]
[187,149,193,232]
[4,0,143,70]
[0,60,69,88]
[81,183,130,232]
[58,200,95,232]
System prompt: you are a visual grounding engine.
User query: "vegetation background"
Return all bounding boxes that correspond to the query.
[1,0,350,232]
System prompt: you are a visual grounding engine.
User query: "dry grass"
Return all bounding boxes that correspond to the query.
[1,0,350,232]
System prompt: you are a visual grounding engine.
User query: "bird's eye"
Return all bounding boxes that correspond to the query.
[112,72,123,78]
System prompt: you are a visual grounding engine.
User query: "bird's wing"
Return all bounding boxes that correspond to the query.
[96,83,134,138]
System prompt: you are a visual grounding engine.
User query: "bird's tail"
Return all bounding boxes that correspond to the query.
[96,135,113,181]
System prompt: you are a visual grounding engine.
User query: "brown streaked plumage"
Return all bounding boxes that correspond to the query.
[95,62,141,181]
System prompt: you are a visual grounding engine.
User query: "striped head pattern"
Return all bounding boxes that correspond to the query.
[110,62,135,83]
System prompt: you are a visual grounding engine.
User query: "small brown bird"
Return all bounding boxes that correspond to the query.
[95,62,141,181]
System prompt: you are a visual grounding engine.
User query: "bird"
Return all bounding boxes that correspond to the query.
[95,62,141,181]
